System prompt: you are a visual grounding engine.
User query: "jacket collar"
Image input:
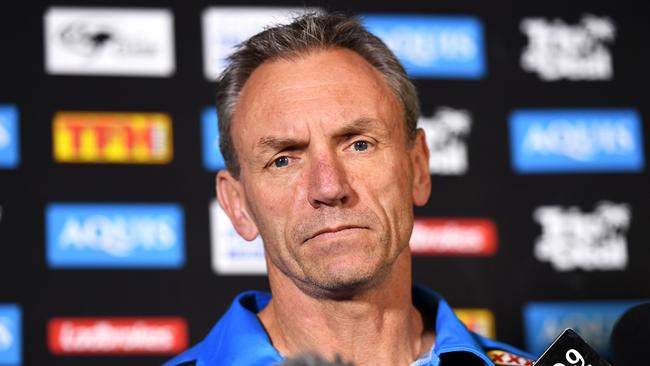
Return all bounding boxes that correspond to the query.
[201,286,491,365]
[200,291,281,365]
[412,286,492,365]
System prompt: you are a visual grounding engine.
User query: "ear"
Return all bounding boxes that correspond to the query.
[216,170,260,241]
[410,128,431,206]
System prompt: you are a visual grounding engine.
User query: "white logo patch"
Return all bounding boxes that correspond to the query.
[520,14,615,81]
[202,7,319,80]
[533,202,630,271]
[419,107,471,175]
[210,200,266,275]
[44,7,175,76]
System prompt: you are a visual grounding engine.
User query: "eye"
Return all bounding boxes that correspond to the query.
[273,156,290,168]
[353,140,369,152]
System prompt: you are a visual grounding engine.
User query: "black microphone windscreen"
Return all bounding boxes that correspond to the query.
[610,302,650,366]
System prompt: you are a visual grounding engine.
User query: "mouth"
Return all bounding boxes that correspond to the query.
[305,225,367,243]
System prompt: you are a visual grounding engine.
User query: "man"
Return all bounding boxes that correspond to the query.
[165,12,534,366]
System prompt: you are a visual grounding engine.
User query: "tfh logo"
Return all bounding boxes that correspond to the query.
[520,14,615,81]
[533,201,630,271]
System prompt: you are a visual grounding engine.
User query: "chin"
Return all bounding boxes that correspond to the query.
[300,261,390,300]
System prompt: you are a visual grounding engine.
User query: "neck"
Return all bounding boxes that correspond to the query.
[258,250,435,366]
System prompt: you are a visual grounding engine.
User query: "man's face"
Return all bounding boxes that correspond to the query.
[222,48,430,294]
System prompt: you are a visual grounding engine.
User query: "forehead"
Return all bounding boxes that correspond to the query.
[231,48,403,145]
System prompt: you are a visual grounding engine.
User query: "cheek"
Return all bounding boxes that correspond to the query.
[351,152,413,216]
[372,149,412,196]
[247,181,299,241]
[376,153,414,226]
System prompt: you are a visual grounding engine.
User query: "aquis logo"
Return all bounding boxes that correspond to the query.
[46,203,185,268]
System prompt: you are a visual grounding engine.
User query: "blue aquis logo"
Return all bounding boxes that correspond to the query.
[361,15,485,78]
[202,107,226,171]
[523,301,645,358]
[510,109,644,173]
[0,304,21,366]
[46,203,185,268]
[0,105,19,169]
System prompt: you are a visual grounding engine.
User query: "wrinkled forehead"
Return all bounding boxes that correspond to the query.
[230,48,403,143]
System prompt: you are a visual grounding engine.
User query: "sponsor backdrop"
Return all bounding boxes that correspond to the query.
[0,1,648,365]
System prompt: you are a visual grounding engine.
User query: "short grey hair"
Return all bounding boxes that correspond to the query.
[216,12,420,178]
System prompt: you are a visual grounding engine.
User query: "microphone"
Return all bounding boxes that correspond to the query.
[610,302,650,366]
[534,328,611,366]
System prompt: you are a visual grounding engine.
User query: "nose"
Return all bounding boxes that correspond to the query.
[306,151,350,208]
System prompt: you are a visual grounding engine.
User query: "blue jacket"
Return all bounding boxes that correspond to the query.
[164,286,534,366]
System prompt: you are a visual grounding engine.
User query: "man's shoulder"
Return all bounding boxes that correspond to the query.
[162,343,201,366]
[162,290,281,366]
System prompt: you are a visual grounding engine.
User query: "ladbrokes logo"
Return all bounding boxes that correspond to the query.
[53,112,172,164]
[419,107,471,175]
[0,305,21,365]
[46,203,185,268]
[454,308,495,339]
[362,15,485,78]
[533,201,630,271]
[510,109,644,173]
[524,301,644,358]
[202,7,319,79]
[410,218,497,256]
[210,200,266,275]
[520,14,615,81]
[44,7,174,76]
[48,317,187,355]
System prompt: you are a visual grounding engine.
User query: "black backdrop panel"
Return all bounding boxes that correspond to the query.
[0,0,648,365]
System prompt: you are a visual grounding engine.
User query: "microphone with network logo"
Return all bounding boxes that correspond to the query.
[534,328,611,366]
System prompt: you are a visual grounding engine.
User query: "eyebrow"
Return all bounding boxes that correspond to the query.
[255,117,385,154]
[256,136,305,155]
[336,117,382,137]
